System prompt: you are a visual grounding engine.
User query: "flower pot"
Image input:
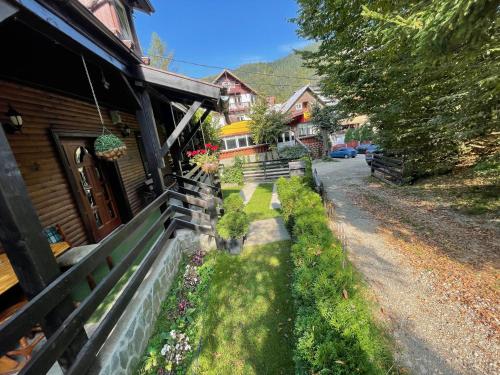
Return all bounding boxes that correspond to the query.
[226,237,244,255]
[96,145,127,161]
[201,162,219,174]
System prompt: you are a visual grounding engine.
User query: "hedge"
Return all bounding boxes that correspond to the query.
[276,176,393,374]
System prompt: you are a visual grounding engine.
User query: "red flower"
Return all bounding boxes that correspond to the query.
[186,151,192,157]
[211,145,219,151]
[200,149,207,154]
[205,143,212,148]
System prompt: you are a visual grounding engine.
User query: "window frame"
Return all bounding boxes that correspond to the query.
[113,0,133,41]
[295,102,303,110]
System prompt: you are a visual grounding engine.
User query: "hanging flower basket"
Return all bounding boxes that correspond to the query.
[201,161,219,174]
[187,143,220,174]
[94,133,127,161]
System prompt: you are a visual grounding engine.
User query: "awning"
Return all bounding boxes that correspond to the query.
[220,120,251,137]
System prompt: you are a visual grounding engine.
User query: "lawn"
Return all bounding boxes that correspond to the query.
[244,183,280,221]
[187,241,295,375]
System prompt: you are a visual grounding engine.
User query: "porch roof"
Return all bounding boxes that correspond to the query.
[139,65,223,111]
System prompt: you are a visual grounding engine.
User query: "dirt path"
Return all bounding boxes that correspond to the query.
[315,158,499,375]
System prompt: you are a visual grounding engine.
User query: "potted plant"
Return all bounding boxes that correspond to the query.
[186,143,219,173]
[216,194,249,254]
[94,133,127,161]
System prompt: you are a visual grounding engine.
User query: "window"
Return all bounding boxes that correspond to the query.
[298,123,317,137]
[236,116,246,121]
[114,0,133,40]
[225,138,237,150]
[295,103,303,110]
[238,137,248,147]
[223,135,254,150]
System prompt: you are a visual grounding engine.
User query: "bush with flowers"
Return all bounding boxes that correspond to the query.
[137,250,215,374]
[186,143,220,173]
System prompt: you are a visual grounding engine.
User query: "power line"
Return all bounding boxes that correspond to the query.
[148,54,320,81]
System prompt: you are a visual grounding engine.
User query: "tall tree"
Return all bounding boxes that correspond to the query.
[147,32,173,71]
[249,100,287,146]
[295,0,498,177]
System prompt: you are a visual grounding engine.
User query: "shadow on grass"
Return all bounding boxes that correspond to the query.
[187,241,295,375]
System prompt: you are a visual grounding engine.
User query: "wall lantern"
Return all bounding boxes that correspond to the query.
[2,104,23,133]
[120,124,131,137]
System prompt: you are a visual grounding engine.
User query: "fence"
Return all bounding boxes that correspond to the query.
[0,177,219,375]
[242,158,297,182]
[370,154,406,185]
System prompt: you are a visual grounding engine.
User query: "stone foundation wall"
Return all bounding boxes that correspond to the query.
[88,230,213,375]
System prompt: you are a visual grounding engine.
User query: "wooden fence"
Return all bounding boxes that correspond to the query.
[370,154,406,185]
[0,179,218,375]
[242,158,296,182]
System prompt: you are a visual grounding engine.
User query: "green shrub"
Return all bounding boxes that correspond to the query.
[216,211,249,240]
[223,193,244,213]
[277,177,393,374]
[278,145,309,159]
[221,157,244,185]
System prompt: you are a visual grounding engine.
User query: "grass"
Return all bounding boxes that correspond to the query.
[222,187,241,200]
[187,241,295,375]
[244,183,280,221]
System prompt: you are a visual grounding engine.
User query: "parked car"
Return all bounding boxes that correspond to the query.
[365,145,381,165]
[330,147,357,158]
[356,144,374,154]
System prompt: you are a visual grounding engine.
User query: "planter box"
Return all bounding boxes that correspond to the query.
[224,237,244,255]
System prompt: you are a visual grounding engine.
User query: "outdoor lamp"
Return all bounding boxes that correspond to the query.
[121,124,131,137]
[2,104,23,133]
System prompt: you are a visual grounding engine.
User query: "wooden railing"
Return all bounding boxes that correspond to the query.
[0,188,217,375]
[370,154,406,185]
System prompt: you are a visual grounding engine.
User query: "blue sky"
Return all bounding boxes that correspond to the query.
[134,0,308,78]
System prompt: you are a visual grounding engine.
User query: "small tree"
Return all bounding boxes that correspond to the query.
[344,128,354,143]
[147,32,173,71]
[311,104,341,155]
[249,100,287,146]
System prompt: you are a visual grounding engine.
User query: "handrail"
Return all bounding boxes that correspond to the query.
[0,186,219,373]
[0,189,171,355]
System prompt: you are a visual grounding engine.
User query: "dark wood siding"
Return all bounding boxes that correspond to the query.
[0,80,147,246]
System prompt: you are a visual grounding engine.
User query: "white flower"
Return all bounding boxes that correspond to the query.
[161,344,168,356]
[170,330,176,338]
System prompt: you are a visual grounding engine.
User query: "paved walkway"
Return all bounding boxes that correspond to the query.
[240,182,259,204]
[245,217,290,246]
[269,183,281,209]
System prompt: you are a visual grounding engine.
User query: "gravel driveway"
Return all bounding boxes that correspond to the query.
[315,157,499,375]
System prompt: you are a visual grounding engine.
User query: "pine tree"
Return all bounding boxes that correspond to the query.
[147,32,173,71]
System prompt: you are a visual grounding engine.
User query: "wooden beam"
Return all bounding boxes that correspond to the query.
[160,101,202,157]
[120,72,142,109]
[135,89,166,195]
[179,122,201,153]
[0,126,87,368]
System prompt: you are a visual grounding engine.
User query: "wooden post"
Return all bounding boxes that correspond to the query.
[207,196,222,250]
[136,88,166,196]
[0,126,87,368]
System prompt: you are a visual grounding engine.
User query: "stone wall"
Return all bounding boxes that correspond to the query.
[88,230,213,375]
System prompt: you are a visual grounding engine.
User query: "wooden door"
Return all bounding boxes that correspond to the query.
[61,138,121,242]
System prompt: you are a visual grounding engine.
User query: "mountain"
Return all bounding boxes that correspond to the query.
[204,43,319,102]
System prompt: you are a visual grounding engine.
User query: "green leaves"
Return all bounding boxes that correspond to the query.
[249,100,288,145]
[295,0,499,177]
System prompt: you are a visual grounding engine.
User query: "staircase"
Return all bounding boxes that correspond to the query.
[242,159,292,182]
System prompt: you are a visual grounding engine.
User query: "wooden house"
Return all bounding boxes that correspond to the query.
[212,70,257,123]
[0,1,224,373]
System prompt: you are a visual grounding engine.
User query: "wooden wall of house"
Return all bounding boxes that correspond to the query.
[0,80,147,246]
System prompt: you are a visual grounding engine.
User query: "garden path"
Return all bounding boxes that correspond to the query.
[245,218,290,247]
[315,157,499,375]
